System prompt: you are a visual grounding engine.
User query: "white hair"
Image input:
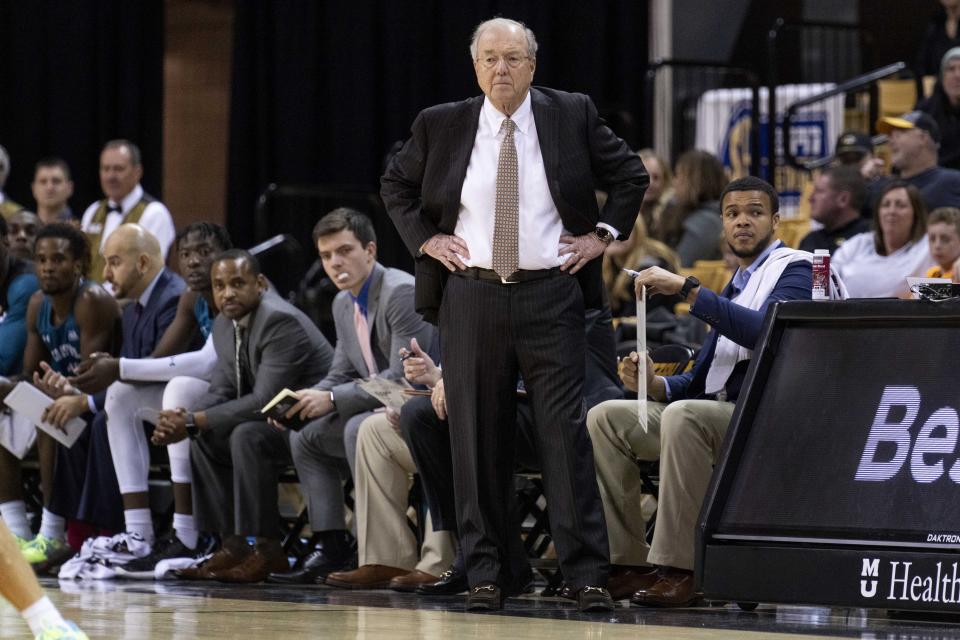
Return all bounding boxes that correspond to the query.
[469,18,538,60]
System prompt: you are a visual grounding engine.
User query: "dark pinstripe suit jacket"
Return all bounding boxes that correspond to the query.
[381,86,649,322]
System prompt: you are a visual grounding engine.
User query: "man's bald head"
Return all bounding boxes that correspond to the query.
[101,223,164,299]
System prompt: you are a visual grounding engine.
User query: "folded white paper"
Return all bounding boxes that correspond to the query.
[3,382,87,448]
[0,411,37,459]
[357,377,412,411]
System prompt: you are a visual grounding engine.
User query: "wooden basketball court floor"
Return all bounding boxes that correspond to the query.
[1,580,959,639]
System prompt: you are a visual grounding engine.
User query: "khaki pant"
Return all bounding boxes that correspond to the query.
[587,398,733,571]
[354,413,456,575]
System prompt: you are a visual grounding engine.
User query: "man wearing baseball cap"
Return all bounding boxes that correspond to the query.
[917,47,960,171]
[877,110,960,210]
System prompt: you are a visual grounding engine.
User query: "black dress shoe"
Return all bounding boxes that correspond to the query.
[267,549,354,585]
[578,586,614,612]
[416,567,469,596]
[466,582,503,611]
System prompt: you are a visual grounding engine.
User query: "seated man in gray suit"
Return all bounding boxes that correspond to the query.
[152,249,334,584]
[267,208,434,585]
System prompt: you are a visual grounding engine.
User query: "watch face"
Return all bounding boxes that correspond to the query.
[595,227,613,242]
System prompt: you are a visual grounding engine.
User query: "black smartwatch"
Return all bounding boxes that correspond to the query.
[184,412,200,440]
[594,226,614,246]
[679,275,700,299]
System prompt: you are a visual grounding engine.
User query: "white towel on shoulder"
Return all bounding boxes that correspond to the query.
[704,247,847,395]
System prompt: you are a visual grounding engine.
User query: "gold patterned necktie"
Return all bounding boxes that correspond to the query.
[492,117,519,279]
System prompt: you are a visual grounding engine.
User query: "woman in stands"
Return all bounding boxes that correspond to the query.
[656,150,726,267]
[832,181,934,297]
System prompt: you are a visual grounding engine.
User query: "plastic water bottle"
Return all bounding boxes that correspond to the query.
[812,249,830,300]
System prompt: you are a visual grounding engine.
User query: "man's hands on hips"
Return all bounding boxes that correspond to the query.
[422,234,470,272]
[559,232,606,274]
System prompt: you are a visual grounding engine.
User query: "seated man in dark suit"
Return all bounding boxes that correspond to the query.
[153,250,334,583]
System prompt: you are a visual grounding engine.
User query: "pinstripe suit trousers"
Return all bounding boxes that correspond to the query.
[439,271,610,590]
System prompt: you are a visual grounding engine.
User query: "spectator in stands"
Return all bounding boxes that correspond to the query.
[31,158,75,224]
[153,250,334,584]
[877,111,960,210]
[603,215,679,317]
[799,166,871,253]
[0,216,39,376]
[80,140,175,282]
[636,149,673,237]
[657,150,726,267]
[925,207,960,279]
[6,210,41,262]
[832,131,886,219]
[916,0,960,77]
[267,208,434,585]
[833,182,933,298]
[918,48,960,171]
[0,224,120,569]
[0,145,24,220]
[588,177,813,607]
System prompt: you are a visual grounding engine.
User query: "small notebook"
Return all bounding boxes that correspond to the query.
[260,388,308,431]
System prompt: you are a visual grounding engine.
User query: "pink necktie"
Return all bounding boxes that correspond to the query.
[353,302,378,377]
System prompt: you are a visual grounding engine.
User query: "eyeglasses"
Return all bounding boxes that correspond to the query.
[476,54,530,70]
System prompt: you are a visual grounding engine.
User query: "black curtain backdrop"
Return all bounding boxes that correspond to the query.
[228,1,648,254]
[0,1,164,215]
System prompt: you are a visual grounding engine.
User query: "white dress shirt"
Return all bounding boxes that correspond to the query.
[456,93,572,271]
[81,184,176,260]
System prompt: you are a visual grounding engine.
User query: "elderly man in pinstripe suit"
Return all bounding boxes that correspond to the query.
[382,17,648,612]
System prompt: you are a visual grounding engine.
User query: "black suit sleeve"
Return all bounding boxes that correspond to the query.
[381,110,442,257]
[584,96,649,236]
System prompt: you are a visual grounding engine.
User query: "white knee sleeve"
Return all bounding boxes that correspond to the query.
[105,381,165,495]
[162,377,211,485]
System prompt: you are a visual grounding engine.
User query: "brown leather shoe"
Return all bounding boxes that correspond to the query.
[213,548,289,584]
[325,564,410,589]
[630,567,701,607]
[175,547,248,581]
[389,569,440,592]
[608,565,660,600]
